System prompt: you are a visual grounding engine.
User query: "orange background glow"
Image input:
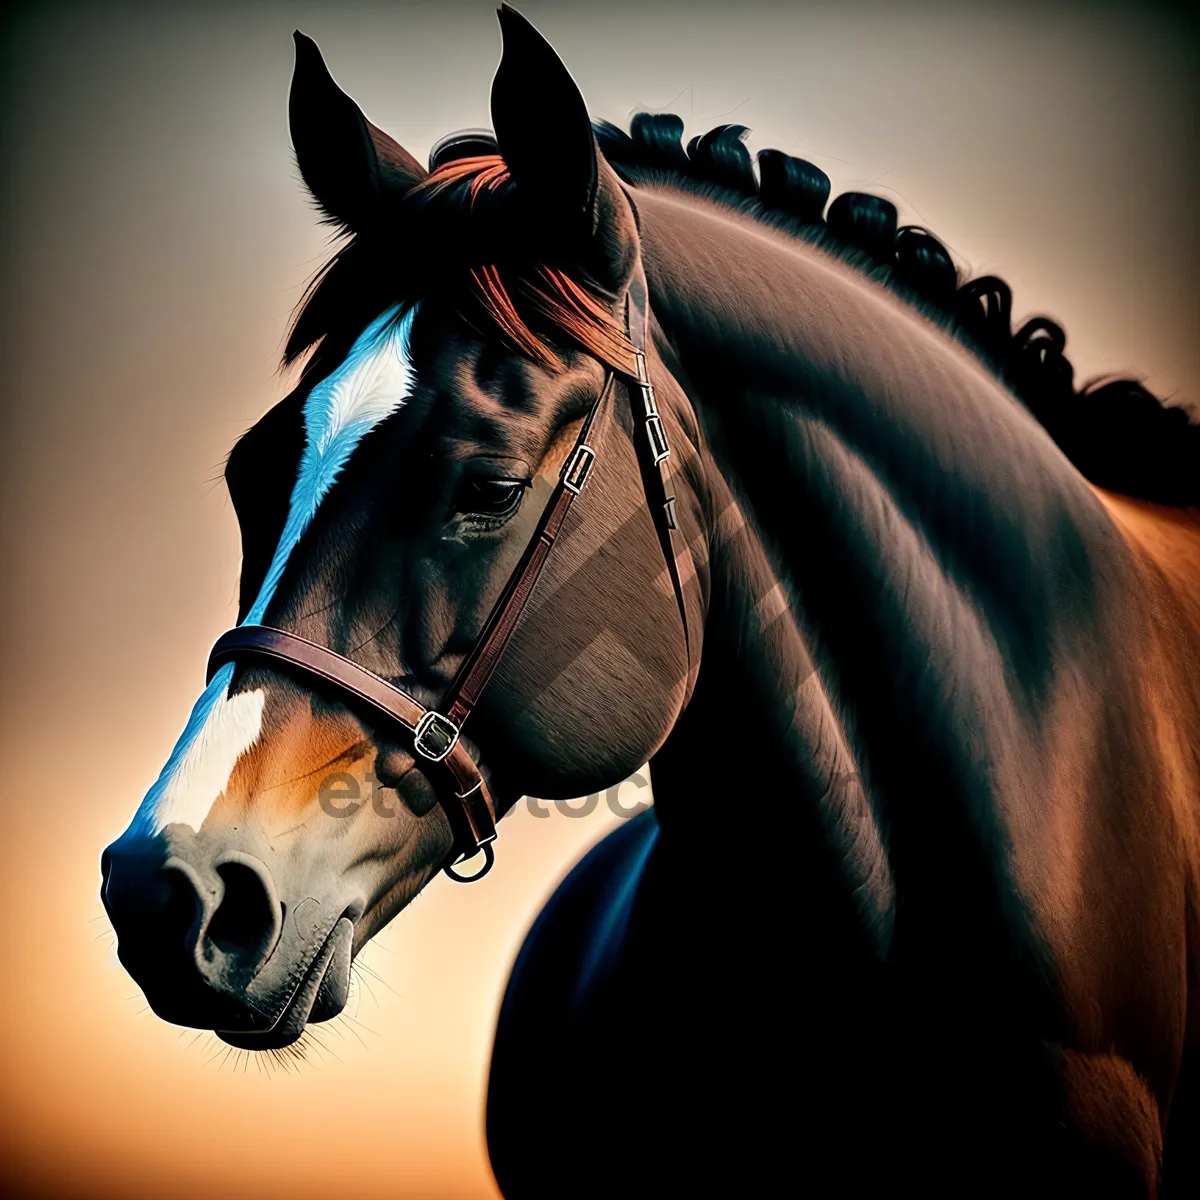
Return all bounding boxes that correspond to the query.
[0,2,1195,1196]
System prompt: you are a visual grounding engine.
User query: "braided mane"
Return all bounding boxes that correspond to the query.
[596,114,1199,507]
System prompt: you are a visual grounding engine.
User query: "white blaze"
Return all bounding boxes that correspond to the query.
[152,688,267,831]
[128,305,416,837]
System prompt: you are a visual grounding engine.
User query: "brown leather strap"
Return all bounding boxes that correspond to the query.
[443,373,613,730]
[625,268,693,687]
[207,626,498,859]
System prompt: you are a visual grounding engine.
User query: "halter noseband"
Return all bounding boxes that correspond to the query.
[206,265,691,882]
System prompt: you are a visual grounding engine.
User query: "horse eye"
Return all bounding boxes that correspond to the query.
[454,477,527,520]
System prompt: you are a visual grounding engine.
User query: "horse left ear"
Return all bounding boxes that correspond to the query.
[290,31,427,231]
[490,6,637,296]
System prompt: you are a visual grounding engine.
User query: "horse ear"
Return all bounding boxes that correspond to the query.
[491,7,596,222]
[490,6,636,295]
[289,31,427,231]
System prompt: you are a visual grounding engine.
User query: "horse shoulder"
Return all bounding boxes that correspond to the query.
[1095,490,1200,841]
[1029,491,1200,1112]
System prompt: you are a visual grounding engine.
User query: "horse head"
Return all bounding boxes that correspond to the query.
[101,9,699,1049]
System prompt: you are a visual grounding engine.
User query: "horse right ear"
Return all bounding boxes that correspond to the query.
[490,6,638,297]
[289,31,427,231]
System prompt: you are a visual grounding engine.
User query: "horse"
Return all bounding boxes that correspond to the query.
[100,8,1200,1197]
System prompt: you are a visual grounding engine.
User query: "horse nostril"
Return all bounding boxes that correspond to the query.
[162,864,204,944]
[206,859,281,969]
[101,836,286,1029]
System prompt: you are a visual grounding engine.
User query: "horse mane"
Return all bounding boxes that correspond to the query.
[595,114,1199,508]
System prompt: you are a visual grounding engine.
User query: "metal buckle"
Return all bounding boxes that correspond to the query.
[443,841,495,883]
[562,444,596,495]
[645,414,670,464]
[413,711,460,762]
[633,350,658,416]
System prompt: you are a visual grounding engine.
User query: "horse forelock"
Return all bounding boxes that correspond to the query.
[284,153,636,380]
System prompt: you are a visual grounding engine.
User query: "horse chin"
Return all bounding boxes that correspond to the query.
[216,916,354,1051]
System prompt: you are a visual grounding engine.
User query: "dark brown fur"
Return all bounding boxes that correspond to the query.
[101,13,1199,1196]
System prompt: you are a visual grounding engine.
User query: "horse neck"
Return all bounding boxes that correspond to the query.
[635,187,1131,958]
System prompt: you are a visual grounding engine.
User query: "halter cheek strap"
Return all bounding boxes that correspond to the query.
[206,263,691,882]
[626,269,693,691]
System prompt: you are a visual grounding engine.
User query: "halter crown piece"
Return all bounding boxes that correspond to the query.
[207,261,690,881]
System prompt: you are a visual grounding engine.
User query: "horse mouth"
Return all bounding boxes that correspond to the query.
[216,916,353,1051]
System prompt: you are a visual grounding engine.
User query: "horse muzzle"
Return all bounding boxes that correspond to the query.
[100,824,358,1048]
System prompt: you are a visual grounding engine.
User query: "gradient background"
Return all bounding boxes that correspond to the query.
[0,2,1195,1197]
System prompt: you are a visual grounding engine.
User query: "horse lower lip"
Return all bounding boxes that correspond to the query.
[215,917,351,1051]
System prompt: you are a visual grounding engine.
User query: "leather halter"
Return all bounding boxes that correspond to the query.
[207,265,690,882]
